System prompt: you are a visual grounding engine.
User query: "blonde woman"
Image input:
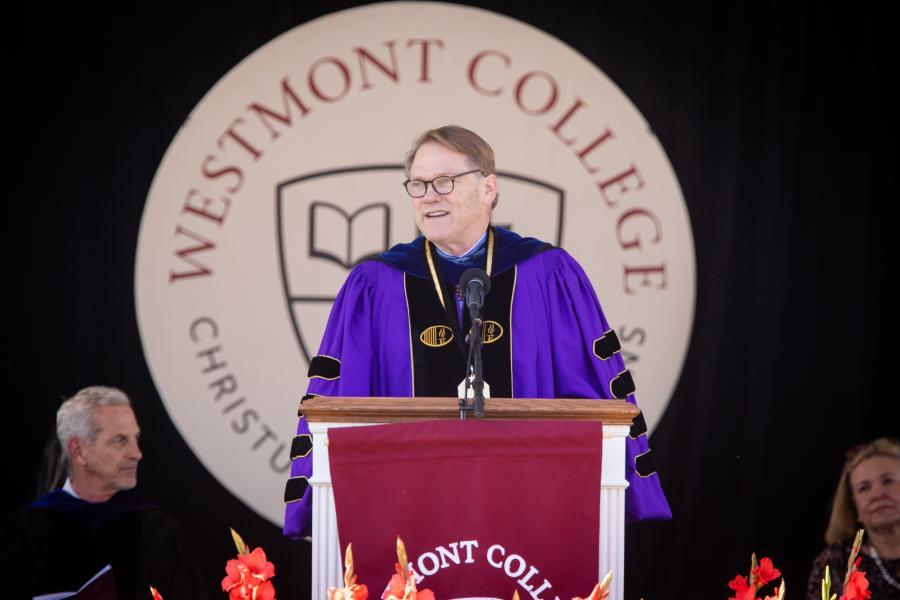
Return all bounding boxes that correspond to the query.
[806,437,900,599]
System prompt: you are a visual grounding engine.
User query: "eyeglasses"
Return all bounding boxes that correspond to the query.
[402,169,482,198]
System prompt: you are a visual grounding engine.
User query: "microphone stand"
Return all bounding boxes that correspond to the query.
[458,267,490,420]
[462,315,486,420]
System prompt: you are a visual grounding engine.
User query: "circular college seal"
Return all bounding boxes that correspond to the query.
[135,1,695,525]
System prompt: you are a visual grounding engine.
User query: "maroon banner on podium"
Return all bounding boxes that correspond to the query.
[328,419,603,599]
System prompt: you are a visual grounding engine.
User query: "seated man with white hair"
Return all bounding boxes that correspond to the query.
[1,386,207,600]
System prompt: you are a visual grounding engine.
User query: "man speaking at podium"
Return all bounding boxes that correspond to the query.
[283,125,671,538]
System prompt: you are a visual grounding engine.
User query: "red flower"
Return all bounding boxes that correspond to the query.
[730,589,757,600]
[382,571,405,599]
[727,576,757,600]
[328,584,368,600]
[751,558,782,586]
[381,563,435,600]
[572,582,609,600]
[728,575,749,593]
[221,547,277,599]
[254,580,276,600]
[329,543,369,600]
[243,547,276,580]
[839,569,872,600]
[149,586,163,600]
[328,568,368,600]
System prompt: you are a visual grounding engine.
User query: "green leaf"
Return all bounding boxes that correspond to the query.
[821,565,831,600]
[230,527,249,555]
[750,553,760,588]
[343,543,355,588]
[397,535,409,579]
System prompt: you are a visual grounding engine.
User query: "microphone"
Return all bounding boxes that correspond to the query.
[460,267,491,318]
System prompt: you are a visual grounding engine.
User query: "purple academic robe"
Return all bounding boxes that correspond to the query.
[283,236,671,538]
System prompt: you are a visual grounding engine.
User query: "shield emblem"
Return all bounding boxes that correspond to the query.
[276,166,564,366]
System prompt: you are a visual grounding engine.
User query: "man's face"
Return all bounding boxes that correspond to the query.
[76,405,143,495]
[409,141,496,255]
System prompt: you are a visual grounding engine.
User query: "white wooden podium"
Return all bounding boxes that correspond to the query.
[299,397,638,600]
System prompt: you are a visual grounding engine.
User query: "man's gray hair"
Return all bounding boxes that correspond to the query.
[56,386,131,448]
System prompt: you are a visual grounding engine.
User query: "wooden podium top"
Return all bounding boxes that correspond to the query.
[299,396,639,425]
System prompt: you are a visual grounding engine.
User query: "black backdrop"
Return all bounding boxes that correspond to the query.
[5,2,892,599]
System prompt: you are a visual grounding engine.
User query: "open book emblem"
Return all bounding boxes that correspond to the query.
[309,201,390,268]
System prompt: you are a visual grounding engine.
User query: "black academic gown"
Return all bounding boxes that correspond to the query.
[1,489,207,600]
